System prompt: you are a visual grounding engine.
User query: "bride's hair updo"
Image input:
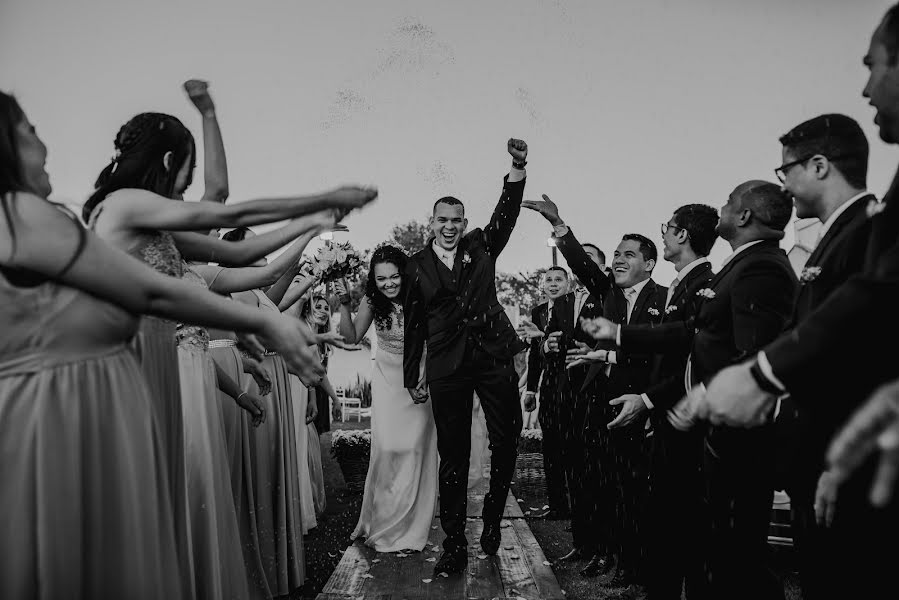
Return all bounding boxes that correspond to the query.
[365,244,408,330]
[0,92,28,196]
[83,112,196,222]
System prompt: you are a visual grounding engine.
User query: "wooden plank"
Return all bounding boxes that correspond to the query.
[495,522,541,599]
[463,519,505,599]
[463,478,524,519]
[510,518,565,600]
[320,543,371,596]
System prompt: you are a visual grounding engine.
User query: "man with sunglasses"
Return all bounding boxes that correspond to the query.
[771,113,874,600]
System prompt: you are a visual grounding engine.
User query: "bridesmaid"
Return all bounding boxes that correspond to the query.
[0,92,328,600]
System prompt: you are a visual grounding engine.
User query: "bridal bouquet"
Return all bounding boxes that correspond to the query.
[310,241,364,284]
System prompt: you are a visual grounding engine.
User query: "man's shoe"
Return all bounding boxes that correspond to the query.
[559,548,584,562]
[579,554,607,577]
[480,522,501,556]
[433,550,468,575]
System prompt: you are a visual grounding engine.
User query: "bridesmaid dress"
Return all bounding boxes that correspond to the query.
[0,239,184,597]
[176,266,250,600]
[288,372,319,534]
[234,288,305,594]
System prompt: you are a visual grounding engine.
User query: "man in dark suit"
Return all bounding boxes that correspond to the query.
[563,232,668,586]
[690,8,899,597]
[586,203,719,599]
[770,114,874,600]
[403,138,529,575]
[522,266,576,518]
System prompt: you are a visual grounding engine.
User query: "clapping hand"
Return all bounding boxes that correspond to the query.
[516,317,544,341]
[236,391,266,427]
[241,356,272,396]
[828,378,899,507]
[580,316,618,341]
[521,194,563,227]
[508,138,528,161]
[183,79,215,116]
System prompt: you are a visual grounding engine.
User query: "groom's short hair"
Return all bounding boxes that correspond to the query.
[433,196,464,214]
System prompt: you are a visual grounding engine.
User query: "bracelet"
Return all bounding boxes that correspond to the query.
[236,391,248,402]
[748,361,783,395]
[512,159,527,169]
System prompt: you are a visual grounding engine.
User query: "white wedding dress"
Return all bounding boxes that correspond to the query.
[351,304,439,552]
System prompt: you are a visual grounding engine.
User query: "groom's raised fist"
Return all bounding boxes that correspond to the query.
[508,138,528,161]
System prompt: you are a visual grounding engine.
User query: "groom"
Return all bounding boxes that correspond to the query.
[404,138,529,574]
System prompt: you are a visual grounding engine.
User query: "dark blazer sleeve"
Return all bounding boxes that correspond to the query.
[644,374,687,412]
[403,263,427,389]
[729,260,796,364]
[554,227,612,302]
[482,175,526,258]
[526,306,543,392]
[620,319,694,355]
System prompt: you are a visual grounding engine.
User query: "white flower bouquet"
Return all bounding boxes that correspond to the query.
[311,241,364,284]
[519,428,543,453]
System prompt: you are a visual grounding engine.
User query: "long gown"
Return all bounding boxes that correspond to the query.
[235,289,305,594]
[351,304,439,552]
[0,263,184,598]
[288,372,319,534]
[177,267,250,600]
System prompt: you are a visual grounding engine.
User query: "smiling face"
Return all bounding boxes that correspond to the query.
[611,239,653,288]
[309,298,330,327]
[543,269,568,300]
[430,201,468,251]
[373,261,402,300]
[14,113,52,197]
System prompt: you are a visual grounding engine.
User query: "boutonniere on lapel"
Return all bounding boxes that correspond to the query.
[697,288,716,299]
[585,302,595,309]
[647,307,660,316]
[800,266,822,283]
[665,304,678,315]
[866,198,886,218]
[462,252,471,265]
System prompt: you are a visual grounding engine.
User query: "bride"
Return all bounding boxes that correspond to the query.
[334,245,439,552]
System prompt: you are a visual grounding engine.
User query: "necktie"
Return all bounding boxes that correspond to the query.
[625,288,637,323]
[438,249,453,270]
[665,279,678,308]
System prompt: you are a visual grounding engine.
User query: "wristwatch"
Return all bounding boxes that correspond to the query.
[748,360,782,395]
[512,159,527,169]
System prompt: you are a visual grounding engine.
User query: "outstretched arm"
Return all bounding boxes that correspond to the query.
[184,79,229,205]
[482,138,528,258]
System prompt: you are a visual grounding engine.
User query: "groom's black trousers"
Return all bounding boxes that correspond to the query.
[428,342,522,553]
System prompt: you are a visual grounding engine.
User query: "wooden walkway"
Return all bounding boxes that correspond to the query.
[316,480,564,600]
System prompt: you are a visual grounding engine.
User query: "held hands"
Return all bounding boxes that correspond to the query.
[236,391,266,427]
[607,394,648,430]
[508,138,528,162]
[522,391,537,413]
[408,383,429,404]
[521,194,563,227]
[241,356,272,397]
[580,316,618,342]
[183,79,215,116]
[827,378,899,507]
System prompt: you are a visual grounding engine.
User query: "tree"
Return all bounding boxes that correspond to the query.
[387,218,432,255]
[495,269,548,316]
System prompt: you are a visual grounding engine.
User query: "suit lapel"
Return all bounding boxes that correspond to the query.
[628,279,656,324]
[669,262,711,308]
[709,240,776,292]
[805,195,872,267]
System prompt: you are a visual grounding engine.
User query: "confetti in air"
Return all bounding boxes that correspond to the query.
[320,88,371,131]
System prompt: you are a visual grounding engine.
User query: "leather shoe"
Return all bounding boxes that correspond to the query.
[559,548,584,562]
[434,550,468,575]
[579,554,608,577]
[480,522,501,556]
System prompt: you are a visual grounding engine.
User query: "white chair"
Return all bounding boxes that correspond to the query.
[340,397,363,422]
[334,386,346,398]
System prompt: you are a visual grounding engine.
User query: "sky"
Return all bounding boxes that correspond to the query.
[3,0,897,285]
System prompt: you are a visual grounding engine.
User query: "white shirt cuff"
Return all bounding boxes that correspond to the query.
[616,326,622,347]
[641,393,654,410]
[542,340,551,353]
[552,223,570,237]
[508,167,526,183]
[756,351,787,392]
[607,350,618,365]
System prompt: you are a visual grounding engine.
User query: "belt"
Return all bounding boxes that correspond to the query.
[208,339,237,348]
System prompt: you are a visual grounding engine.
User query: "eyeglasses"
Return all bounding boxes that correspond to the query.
[660,222,685,236]
[774,155,814,183]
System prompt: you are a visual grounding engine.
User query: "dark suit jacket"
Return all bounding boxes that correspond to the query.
[619,260,715,413]
[764,181,899,410]
[552,227,612,305]
[403,175,527,387]
[526,301,551,393]
[775,195,874,486]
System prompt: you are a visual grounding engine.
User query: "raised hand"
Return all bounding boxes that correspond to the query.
[607,394,648,429]
[329,185,379,214]
[521,193,563,227]
[183,79,215,116]
[828,378,899,507]
[241,356,272,396]
[236,391,266,427]
[332,278,349,298]
[516,317,544,341]
[508,138,528,162]
[580,316,618,341]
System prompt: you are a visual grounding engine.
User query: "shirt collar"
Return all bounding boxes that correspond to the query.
[721,239,765,268]
[674,256,710,285]
[819,190,869,240]
[622,276,651,298]
[431,239,458,259]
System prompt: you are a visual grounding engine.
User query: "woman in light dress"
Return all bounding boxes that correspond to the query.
[335,245,440,552]
[0,91,329,600]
